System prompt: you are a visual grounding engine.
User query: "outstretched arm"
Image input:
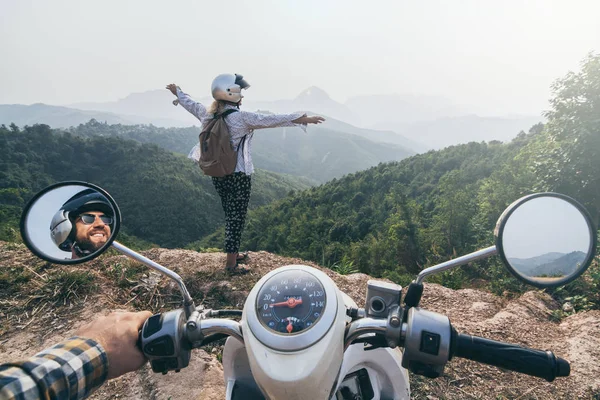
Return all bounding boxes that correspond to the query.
[166,83,207,122]
[241,111,325,130]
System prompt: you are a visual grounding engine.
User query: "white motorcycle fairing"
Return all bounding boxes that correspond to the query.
[222,265,410,400]
[223,338,410,400]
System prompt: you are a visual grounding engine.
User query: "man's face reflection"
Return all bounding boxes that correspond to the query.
[74,211,112,253]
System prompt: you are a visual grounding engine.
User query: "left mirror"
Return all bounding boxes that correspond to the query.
[20,182,120,264]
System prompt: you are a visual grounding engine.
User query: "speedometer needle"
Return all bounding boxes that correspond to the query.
[270,298,303,308]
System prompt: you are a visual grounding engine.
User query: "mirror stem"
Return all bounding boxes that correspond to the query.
[415,246,498,285]
[111,241,196,317]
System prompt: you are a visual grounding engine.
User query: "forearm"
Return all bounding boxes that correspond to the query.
[176,87,207,121]
[242,111,307,130]
[0,337,108,400]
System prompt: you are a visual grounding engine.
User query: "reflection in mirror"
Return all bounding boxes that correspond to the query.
[501,196,593,285]
[22,185,117,263]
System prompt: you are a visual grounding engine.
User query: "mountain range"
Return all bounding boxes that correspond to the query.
[375,115,543,150]
[0,103,186,129]
[66,120,415,184]
[1,87,543,151]
[508,251,587,277]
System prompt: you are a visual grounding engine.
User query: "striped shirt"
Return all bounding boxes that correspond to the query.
[0,337,108,400]
[177,88,306,175]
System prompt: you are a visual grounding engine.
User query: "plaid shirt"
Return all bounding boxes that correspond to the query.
[0,336,108,400]
[178,88,306,175]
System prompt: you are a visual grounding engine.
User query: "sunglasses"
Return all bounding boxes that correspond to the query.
[78,213,113,225]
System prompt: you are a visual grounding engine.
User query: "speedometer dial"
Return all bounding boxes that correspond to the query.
[256,270,326,334]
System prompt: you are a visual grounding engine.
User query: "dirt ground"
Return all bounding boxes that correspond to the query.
[1,242,599,399]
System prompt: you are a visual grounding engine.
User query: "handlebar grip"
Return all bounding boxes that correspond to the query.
[453,333,570,382]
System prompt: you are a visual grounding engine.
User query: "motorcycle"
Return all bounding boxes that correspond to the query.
[19,182,598,399]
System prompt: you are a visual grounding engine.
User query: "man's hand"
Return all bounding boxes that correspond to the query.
[293,115,326,125]
[76,310,152,379]
[166,83,178,96]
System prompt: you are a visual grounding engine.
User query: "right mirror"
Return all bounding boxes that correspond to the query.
[495,193,598,288]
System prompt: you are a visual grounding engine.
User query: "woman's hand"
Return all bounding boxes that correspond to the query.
[166,83,178,96]
[293,115,326,125]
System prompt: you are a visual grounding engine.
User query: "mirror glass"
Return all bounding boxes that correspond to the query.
[20,183,119,264]
[499,195,595,286]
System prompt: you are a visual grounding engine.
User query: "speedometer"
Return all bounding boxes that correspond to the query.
[256,269,326,334]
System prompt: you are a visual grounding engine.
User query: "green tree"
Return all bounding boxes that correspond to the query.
[534,52,600,224]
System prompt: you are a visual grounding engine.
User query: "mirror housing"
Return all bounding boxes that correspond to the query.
[495,193,597,288]
[20,181,121,265]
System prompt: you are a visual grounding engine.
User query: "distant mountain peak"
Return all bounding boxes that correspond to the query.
[295,86,330,101]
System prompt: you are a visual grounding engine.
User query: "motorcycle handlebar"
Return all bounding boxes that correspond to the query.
[452,333,570,382]
[186,318,244,347]
[139,310,570,382]
[344,318,388,351]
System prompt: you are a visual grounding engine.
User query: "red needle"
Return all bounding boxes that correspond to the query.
[286,319,293,333]
[270,297,303,308]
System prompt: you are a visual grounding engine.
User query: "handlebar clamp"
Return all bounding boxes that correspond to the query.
[401,307,452,378]
[140,309,191,374]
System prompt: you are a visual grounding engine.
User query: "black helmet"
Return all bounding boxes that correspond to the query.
[50,189,114,251]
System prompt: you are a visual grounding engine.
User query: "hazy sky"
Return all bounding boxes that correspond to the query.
[501,197,592,259]
[1,0,599,115]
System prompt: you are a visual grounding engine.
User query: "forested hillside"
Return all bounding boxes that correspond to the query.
[224,135,537,279]
[65,120,414,183]
[0,125,310,247]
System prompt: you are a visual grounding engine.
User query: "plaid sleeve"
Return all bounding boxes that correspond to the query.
[0,336,108,400]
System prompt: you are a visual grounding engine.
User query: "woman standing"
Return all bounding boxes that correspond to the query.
[167,74,324,273]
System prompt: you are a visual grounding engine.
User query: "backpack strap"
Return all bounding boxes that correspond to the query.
[203,109,238,146]
[236,134,248,152]
[212,108,246,155]
[214,108,238,120]
[216,109,245,152]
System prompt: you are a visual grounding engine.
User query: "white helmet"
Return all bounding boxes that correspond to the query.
[211,73,250,103]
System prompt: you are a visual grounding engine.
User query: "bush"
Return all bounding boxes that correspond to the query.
[429,267,469,290]
[331,256,359,275]
[382,267,415,288]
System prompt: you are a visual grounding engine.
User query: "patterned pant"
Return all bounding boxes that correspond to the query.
[212,172,252,254]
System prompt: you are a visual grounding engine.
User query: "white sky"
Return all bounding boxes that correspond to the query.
[501,197,592,259]
[1,0,599,115]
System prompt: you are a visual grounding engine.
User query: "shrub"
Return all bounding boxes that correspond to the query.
[331,256,359,275]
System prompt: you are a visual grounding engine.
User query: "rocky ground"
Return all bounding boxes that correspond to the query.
[1,241,599,399]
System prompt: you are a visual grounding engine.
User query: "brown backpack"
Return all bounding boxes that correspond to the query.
[198,109,243,177]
